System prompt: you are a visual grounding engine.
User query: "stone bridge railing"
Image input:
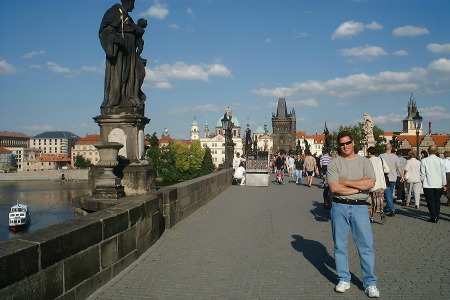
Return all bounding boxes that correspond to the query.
[0,169,232,299]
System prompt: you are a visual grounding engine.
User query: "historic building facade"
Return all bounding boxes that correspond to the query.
[71,134,101,167]
[272,98,296,154]
[30,131,80,156]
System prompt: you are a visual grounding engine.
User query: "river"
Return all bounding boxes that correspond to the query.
[0,181,90,242]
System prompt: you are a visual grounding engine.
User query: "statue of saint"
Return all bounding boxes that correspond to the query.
[363,112,374,140]
[99,0,147,115]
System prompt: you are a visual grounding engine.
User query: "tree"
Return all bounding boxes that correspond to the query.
[146,132,160,175]
[331,123,387,155]
[74,155,92,169]
[200,147,216,175]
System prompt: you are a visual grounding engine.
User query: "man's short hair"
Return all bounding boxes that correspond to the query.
[428,145,438,154]
[236,152,240,156]
[336,131,353,143]
[367,146,376,155]
[385,143,392,151]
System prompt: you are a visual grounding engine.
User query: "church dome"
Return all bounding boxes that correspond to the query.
[254,125,265,134]
[216,115,240,128]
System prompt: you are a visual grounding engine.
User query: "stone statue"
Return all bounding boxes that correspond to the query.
[99,0,147,115]
[363,112,374,140]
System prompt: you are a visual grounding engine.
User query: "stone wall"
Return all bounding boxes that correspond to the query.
[0,169,232,299]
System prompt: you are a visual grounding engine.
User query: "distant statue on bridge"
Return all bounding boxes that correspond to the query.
[363,112,374,140]
[99,0,147,115]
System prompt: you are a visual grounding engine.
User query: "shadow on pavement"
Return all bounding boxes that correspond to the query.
[310,201,330,222]
[290,235,364,290]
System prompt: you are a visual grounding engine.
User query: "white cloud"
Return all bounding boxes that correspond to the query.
[0,58,19,75]
[420,106,450,120]
[264,38,272,43]
[21,50,46,59]
[340,45,388,61]
[428,58,450,72]
[187,7,194,17]
[332,21,382,40]
[168,24,179,30]
[145,61,233,89]
[21,125,56,132]
[251,65,439,99]
[29,64,42,69]
[47,61,70,73]
[81,65,103,74]
[394,50,409,56]
[288,99,319,107]
[141,0,169,20]
[392,25,430,37]
[426,43,450,54]
[166,104,222,115]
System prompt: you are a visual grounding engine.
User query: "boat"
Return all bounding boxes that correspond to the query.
[9,201,30,230]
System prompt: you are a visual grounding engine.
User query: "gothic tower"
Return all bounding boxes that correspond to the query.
[271,98,296,154]
[402,93,422,135]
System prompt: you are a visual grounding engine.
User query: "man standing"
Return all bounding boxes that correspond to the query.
[379,144,404,216]
[395,149,407,203]
[327,131,379,298]
[420,145,447,223]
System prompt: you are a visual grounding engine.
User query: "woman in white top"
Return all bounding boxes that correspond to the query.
[404,150,422,208]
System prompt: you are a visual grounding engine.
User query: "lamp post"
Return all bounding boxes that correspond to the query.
[221,113,234,169]
[413,111,423,159]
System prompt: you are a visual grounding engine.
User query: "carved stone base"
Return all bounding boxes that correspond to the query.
[92,185,125,200]
[122,164,156,196]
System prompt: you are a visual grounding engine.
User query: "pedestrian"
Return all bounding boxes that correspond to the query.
[367,146,389,223]
[404,150,422,208]
[327,131,379,298]
[294,154,304,184]
[320,149,332,186]
[379,143,404,216]
[275,151,286,184]
[395,149,407,203]
[303,150,316,187]
[287,154,295,177]
[444,151,450,206]
[420,145,447,223]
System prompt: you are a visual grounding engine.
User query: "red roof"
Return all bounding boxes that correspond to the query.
[0,147,13,153]
[76,134,100,145]
[39,153,71,162]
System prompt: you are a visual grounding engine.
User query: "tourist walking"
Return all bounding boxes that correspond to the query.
[444,151,450,206]
[404,150,422,208]
[395,149,407,203]
[303,151,316,187]
[320,149,332,186]
[367,147,389,223]
[379,144,404,216]
[275,152,286,184]
[327,131,379,298]
[294,154,304,184]
[420,145,447,223]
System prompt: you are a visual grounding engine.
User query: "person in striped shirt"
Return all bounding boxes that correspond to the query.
[320,149,332,186]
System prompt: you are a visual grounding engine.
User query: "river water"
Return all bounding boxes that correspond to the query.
[0,181,90,242]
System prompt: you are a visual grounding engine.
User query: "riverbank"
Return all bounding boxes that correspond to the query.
[0,169,88,181]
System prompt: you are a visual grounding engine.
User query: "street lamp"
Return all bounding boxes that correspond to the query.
[221,113,233,169]
[413,111,423,159]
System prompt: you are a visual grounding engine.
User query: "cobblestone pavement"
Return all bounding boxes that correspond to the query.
[89,174,450,299]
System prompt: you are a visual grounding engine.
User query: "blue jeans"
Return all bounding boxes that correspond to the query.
[295,169,302,183]
[331,203,377,287]
[384,181,396,212]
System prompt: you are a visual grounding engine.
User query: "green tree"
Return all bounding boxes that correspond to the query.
[74,155,92,168]
[146,132,160,175]
[200,147,216,175]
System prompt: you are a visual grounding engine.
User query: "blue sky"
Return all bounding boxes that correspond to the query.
[1,0,449,139]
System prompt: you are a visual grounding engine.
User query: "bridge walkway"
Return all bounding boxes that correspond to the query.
[89,174,450,299]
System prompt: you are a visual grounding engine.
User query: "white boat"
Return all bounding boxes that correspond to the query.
[9,201,30,229]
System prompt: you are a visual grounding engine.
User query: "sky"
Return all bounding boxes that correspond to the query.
[0,0,449,140]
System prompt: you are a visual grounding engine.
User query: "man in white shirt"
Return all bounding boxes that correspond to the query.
[233,162,246,186]
[232,152,242,170]
[420,145,447,223]
[445,151,450,206]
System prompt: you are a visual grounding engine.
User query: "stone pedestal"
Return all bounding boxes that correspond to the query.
[93,114,150,164]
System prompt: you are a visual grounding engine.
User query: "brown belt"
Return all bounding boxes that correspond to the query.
[332,198,369,205]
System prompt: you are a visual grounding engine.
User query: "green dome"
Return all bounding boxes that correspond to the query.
[254,125,265,134]
[216,115,240,128]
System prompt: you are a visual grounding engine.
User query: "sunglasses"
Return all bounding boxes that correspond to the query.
[338,140,353,147]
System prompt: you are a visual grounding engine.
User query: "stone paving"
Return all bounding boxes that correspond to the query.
[89,174,450,299]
